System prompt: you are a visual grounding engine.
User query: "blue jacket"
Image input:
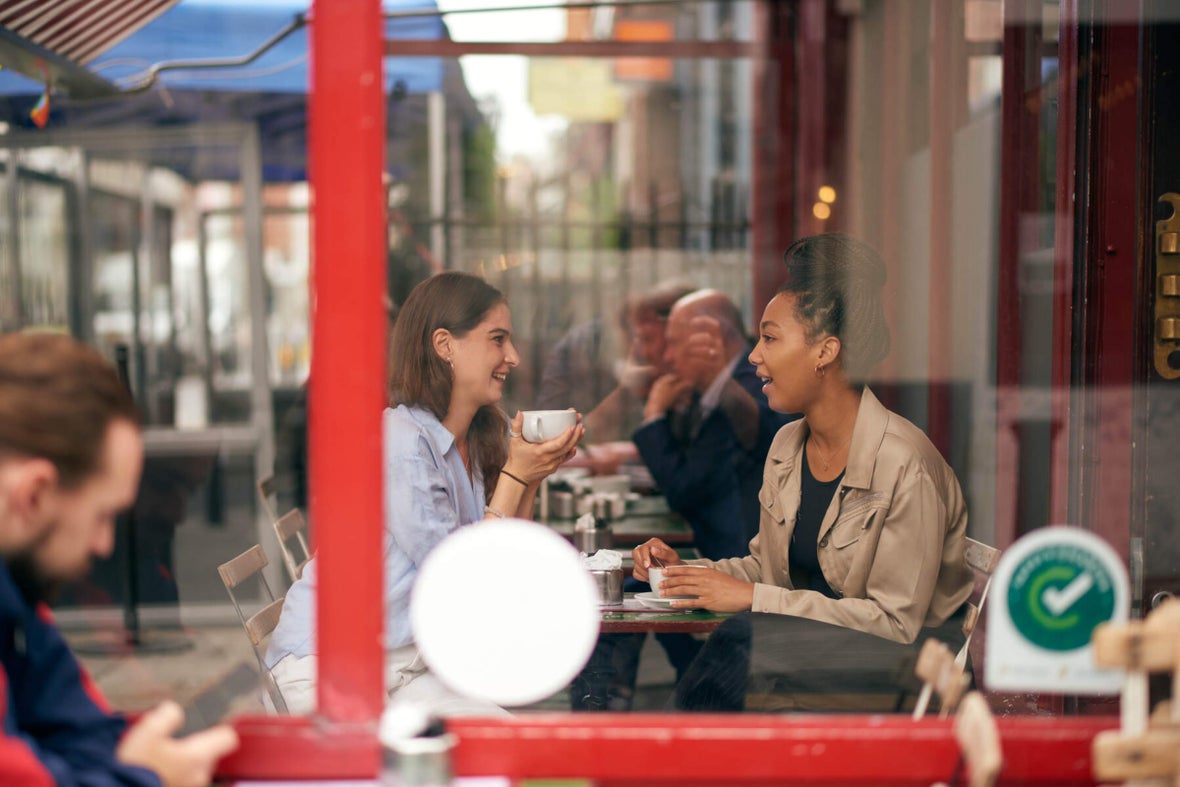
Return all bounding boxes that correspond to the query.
[0,562,161,787]
[633,356,796,560]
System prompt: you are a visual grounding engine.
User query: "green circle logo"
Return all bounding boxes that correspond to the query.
[1007,544,1116,651]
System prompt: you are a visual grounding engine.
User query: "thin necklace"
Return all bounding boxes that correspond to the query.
[809,432,853,472]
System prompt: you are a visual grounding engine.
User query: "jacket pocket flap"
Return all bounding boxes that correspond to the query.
[829,523,864,549]
[760,485,786,523]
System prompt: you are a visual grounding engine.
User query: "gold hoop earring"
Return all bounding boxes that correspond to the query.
[815,363,826,378]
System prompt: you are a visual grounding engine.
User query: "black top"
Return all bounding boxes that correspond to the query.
[791,446,844,599]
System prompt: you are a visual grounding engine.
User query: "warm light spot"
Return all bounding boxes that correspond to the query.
[812,202,832,220]
[818,185,837,204]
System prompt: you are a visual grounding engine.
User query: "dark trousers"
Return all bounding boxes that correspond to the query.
[571,632,703,711]
[673,610,968,712]
[571,576,704,711]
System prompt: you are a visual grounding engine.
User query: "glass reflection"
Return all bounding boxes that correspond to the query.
[0,0,1173,734]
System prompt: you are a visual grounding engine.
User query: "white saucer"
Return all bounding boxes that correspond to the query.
[634,591,694,610]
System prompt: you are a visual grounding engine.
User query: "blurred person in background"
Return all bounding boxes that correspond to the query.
[634,289,795,558]
[0,331,238,787]
[572,289,793,710]
[539,281,694,465]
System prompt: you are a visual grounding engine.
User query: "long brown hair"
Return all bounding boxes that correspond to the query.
[387,272,509,500]
[0,332,139,488]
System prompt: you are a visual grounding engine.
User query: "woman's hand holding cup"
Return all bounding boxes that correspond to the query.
[505,409,584,485]
[631,538,682,583]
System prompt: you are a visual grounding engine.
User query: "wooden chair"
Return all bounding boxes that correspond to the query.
[257,472,311,583]
[912,536,1001,718]
[912,638,970,719]
[217,544,288,714]
[256,473,279,523]
[957,537,1002,667]
[1090,599,1180,784]
[945,691,1004,787]
[911,640,1002,787]
[273,508,311,582]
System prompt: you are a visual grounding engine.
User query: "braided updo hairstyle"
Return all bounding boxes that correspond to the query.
[778,232,891,381]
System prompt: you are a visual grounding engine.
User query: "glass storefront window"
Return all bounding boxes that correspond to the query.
[3,0,1180,777]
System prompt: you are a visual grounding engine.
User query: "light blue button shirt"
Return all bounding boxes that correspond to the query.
[266,404,485,666]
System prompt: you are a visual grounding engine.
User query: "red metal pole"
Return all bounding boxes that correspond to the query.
[750,0,795,320]
[876,0,910,384]
[994,0,1041,548]
[1076,9,1139,559]
[927,0,957,459]
[1048,0,1079,527]
[796,0,826,239]
[310,0,387,723]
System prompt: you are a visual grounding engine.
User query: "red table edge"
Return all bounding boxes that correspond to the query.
[216,712,1115,784]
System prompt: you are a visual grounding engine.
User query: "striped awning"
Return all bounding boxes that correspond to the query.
[0,0,177,98]
[0,0,177,65]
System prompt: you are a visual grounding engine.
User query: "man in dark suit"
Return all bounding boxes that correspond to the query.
[633,289,793,558]
[572,291,795,710]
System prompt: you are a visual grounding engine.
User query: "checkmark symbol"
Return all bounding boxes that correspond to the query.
[1041,572,1094,616]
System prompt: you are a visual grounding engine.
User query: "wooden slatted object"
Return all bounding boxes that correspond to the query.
[273,508,311,582]
[1090,598,1180,784]
[217,544,288,713]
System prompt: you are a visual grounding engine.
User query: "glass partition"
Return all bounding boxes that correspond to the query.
[3,0,1178,755]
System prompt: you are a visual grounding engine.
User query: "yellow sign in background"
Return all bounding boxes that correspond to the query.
[528,58,623,122]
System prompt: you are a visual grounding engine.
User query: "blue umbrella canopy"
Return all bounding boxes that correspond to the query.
[0,0,449,181]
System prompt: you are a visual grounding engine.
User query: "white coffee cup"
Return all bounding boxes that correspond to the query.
[521,409,577,442]
[648,565,705,599]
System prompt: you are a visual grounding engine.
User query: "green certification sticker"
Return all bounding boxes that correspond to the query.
[1007,544,1117,651]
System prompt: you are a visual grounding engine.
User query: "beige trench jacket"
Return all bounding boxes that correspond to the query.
[697,387,973,644]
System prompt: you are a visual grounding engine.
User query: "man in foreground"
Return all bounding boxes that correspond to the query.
[0,331,238,787]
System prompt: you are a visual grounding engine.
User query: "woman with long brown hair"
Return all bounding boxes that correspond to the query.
[269,272,583,715]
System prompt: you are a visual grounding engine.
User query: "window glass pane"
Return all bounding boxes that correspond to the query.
[6,0,1179,757]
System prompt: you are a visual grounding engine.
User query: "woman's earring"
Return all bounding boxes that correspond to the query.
[814,363,826,378]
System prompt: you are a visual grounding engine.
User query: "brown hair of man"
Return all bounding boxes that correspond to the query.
[387,272,510,500]
[0,332,139,489]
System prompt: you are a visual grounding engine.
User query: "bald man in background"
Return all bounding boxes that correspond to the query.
[634,290,795,558]
[571,292,796,710]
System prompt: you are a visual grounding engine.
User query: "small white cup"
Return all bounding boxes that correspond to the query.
[521,409,577,442]
[648,567,668,597]
[649,565,705,599]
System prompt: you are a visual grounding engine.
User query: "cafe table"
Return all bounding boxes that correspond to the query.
[599,593,730,634]
[545,510,693,547]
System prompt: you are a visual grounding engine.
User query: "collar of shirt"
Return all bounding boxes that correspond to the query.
[403,404,456,452]
[398,404,484,503]
[697,349,744,416]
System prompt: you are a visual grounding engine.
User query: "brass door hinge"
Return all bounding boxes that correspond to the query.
[1154,193,1180,379]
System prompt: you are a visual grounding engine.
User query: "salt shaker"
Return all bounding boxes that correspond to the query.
[379,703,456,787]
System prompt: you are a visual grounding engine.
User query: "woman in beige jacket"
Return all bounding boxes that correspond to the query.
[634,232,974,711]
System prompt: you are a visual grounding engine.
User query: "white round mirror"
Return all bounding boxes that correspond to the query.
[410,518,599,707]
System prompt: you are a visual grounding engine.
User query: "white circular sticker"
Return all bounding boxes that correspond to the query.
[986,525,1129,694]
[411,518,599,706]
